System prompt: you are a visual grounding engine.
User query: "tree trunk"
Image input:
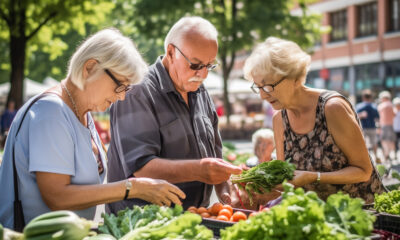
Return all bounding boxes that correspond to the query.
[7,0,27,109]
[222,68,231,125]
[8,35,26,108]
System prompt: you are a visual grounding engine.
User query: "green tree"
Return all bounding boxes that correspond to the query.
[127,0,325,123]
[0,0,113,107]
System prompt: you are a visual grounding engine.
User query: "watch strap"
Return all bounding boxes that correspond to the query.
[123,188,129,200]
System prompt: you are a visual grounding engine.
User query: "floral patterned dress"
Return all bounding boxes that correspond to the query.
[283,90,386,203]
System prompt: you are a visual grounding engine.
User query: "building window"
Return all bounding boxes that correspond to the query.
[357,2,377,37]
[355,63,381,93]
[388,0,400,32]
[386,60,400,90]
[328,67,349,93]
[330,9,347,42]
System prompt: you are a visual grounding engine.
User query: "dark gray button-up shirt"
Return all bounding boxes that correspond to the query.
[106,56,222,214]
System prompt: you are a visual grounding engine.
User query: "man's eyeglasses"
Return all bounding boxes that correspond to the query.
[104,69,131,93]
[172,44,218,71]
[251,76,286,94]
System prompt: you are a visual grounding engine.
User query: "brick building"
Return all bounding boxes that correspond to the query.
[298,0,400,103]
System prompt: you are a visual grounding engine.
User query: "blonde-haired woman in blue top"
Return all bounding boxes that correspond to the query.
[0,28,185,229]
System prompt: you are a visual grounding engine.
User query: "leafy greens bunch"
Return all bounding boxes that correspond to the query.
[99,204,181,238]
[221,183,375,240]
[374,190,400,215]
[120,212,213,240]
[231,159,296,205]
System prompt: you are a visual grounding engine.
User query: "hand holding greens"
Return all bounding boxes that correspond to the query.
[231,159,296,205]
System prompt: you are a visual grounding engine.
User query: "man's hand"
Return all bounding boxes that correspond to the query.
[198,158,242,185]
[215,182,231,204]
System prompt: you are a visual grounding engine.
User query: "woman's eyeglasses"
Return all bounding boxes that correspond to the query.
[251,76,286,94]
[104,69,131,93]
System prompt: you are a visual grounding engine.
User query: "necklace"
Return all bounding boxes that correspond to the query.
[61,83,80,121]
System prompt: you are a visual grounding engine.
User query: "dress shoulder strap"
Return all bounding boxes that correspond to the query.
[319,90,362,128]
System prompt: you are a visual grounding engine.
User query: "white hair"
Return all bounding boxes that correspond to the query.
[67,28,148,90]
[243,37,311,83]
[252,128,275,147]
[379,91,391,100]
[164,16,218,53]
[393,97,400,106]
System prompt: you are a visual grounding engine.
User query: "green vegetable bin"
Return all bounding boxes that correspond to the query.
[374,212,400,235]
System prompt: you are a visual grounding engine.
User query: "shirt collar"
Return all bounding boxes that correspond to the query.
[154,56,178,94]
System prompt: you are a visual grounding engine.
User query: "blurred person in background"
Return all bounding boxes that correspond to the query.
[378,91,396,163]
[262,100,275,129]
[392,97,400,157]
[246,128,275,167]
[0,29,185,229]
[0,99,17,148]
[239,37,385,205]
[356,89,380,162]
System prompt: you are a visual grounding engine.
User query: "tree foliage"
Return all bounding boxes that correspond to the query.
[0,0,114,107]
[127,0,326,122]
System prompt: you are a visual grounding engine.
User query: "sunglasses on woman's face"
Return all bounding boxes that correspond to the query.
[172,44,218,71]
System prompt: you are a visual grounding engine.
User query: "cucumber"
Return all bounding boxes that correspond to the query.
[29,211,75,223]
[23,210,92,240]
[0,223,3,240]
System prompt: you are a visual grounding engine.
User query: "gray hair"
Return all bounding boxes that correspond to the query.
[252,128,275,154]
[244,37,311,83]
[67,28,148,90]
[164,16,218,53]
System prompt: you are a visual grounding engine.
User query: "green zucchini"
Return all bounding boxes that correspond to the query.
[23,210,92,240]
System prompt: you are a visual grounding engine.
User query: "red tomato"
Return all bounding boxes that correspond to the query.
[232,211,247,222]
[249,212,259,218]
[210,203,223,216]
[227,153,237,161]
[216,215,229,221]
[218,208,232,219]
[187,206,197,213]
[197,207,208,214]
[222,205,233,215]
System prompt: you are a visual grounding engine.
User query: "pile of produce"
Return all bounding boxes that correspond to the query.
[220,183,375,240]
[187,203,250,222]
[231,159,296,205]
[99,204,212,240]
[222,142,253,166]
[374,190,400,215]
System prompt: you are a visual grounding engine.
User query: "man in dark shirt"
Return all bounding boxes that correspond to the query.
[356,89,380,159]
[106,16,242,214]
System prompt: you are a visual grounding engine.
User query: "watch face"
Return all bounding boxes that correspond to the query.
[126,180,132,189]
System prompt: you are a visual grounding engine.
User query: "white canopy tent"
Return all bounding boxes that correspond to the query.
[202,72,253,96]
[0,78,51,101]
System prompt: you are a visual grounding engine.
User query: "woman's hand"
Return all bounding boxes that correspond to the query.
[289,170,317,187]
[270,170,317,192]
[130,178,186,206]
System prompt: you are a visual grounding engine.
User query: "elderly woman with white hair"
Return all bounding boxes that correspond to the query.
[246,128,275,167]
[242,37,385,204]
[0,28,185,230]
